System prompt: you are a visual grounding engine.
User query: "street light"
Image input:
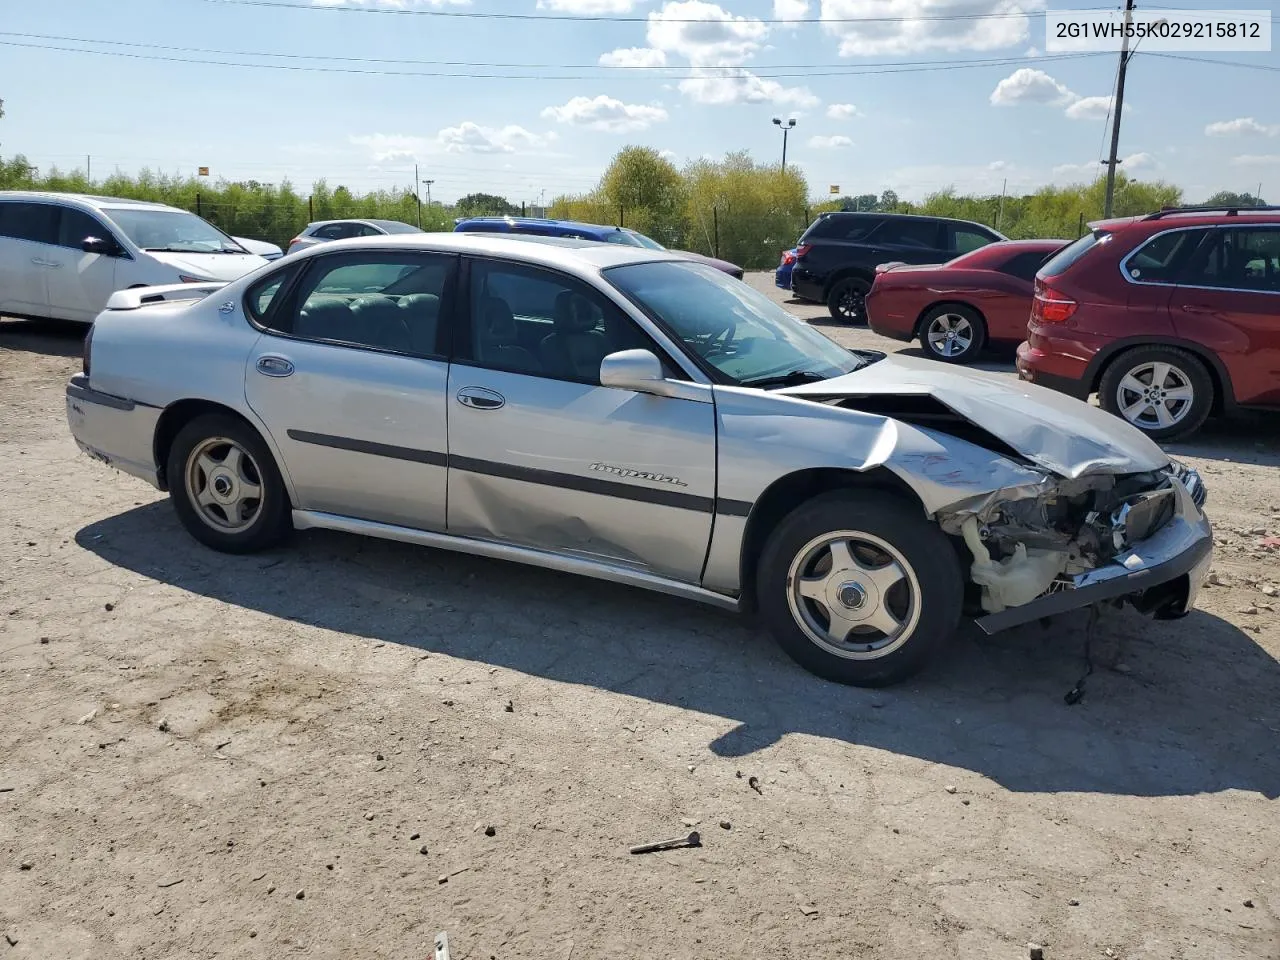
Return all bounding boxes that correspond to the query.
[772,117,797,172]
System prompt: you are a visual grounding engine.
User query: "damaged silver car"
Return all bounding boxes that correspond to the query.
[65,234,1213,686]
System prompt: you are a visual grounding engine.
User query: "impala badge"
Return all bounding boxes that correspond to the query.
[590,462,687,487]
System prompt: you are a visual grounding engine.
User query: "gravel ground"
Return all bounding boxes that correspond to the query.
[1,276,1278,960]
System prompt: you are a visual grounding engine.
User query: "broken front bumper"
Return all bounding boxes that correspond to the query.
[974,475,1213,635]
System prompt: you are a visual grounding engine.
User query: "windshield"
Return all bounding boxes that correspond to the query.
[605,260,864,385]
[106,209,247,254]
[622,229,666,250]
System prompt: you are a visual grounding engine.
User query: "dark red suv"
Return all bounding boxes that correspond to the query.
[1016,206,1280,440]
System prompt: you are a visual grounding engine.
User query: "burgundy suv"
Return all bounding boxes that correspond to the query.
[1016,206,1280,440]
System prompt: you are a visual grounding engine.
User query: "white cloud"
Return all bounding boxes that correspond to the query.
[1052,161,1099,178]
[647,0,768,67]
[809,135,853,149]
[659,149,679,161]
[349,133,431,162]
[826,102,860,119]
[775,0,809,22]
[819,0,1046,57]
[989,68,1075,106]
[1065,95,1120,121]
[541,95,668,132]
[537,0,639,10]
[1206,117,1280,138]
[1122,152,1157,172]
[436,122,552,154]
[1024,45,1041,57]
[598,47,667,67]
[988,159,1008,171]
[1231,154,1280,167]
[678,68,818,107]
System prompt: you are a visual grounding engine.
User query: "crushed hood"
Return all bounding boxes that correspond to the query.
[781,354,1169,480]
[146,250,268,281]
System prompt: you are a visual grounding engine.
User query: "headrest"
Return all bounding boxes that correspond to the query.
[554,291,598,334]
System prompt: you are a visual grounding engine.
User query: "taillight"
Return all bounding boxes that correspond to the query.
[82,323,94,377]
[1032,281,1078,323]
[288,236,301,246]
[795,243,812,258]
[782,250,796,265]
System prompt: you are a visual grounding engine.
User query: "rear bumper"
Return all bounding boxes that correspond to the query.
[865,291,914,342]
[976,475,1213,634]
[65,374,163,489]
[789,269,824,302]
[1016,340,1092,400]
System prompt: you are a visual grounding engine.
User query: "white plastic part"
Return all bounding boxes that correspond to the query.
[961,516,1069,613]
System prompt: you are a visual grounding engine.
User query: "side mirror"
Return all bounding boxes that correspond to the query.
[82,236,117,255]
[600,349,665,392]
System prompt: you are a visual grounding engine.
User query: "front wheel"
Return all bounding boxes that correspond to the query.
[757,491,963,686]
[919,304,987,363]
[166,413,291,554]
[1097,346,1213,441]
[827,277,870,323]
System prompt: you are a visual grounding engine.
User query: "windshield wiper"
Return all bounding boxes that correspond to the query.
[741,369,831,389]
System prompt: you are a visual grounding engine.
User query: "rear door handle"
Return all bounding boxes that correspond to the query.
[31,258,60,268]
[456,386,505,410]
[1181,304,1216,315]
[256,356,295,377]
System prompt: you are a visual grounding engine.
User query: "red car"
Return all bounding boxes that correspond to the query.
[1017,205,1280,441]
[865,239,1066,363]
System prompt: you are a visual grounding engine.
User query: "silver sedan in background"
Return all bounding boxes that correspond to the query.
[286,219,424,256]
[65,234,1212,686]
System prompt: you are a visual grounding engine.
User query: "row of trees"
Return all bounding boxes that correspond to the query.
[0,145,1262,270]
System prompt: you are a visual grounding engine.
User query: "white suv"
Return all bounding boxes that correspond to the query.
[0,192,269,324]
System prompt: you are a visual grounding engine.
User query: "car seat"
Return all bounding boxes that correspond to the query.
[540,291,609,381]
[479,297,541,374]
[398,293,441,355]
[295,295,354,342]
[350,295,412,353]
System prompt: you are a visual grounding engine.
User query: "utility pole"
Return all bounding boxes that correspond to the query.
[772,117,797,172]
[997,178,1007,230]
[423,179,434,206]
[414,163,422,228]
[1102,0,1136,219]
[86,154,91,183]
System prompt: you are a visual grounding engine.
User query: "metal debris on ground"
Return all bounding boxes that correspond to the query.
[747,776,763,796]
[629,831,701,854]
[434,931,451,960]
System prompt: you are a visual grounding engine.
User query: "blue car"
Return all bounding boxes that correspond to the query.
[454,217,744,278]
[775,247,798,291]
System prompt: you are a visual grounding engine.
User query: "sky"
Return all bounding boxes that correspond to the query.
[1,0,1278,205]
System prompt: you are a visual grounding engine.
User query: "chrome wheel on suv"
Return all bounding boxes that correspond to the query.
[1098,345,1214,442]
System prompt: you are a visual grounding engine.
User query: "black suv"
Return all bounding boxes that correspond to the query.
[789,212,1007,321]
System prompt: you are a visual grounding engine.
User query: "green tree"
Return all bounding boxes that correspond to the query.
[600,146,683,226]
[1202,190,1266,207]
[456,192,516,217]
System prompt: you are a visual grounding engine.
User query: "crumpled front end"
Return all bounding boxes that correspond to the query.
[936,460,1212,632]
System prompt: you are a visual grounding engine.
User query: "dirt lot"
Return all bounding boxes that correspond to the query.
[2,276,1278,960]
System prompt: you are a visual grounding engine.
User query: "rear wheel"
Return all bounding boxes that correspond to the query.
[757,491,963,686]
[919,304,987,364]
[827,277,870,323]
[166,414,291,553]
[1098,346,1213,441]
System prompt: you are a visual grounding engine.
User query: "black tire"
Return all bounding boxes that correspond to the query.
[827,276,871,323]
[166,413,291,554]
[918,303,987,364]
[756,490,963,687]
[1097,345,1213,442]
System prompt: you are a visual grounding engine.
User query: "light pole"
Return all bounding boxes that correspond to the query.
[772,117,797,172]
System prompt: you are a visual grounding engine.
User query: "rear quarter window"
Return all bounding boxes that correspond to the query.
[1040,232,1111,278]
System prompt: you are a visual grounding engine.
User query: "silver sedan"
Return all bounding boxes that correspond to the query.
[65,233,1212,686]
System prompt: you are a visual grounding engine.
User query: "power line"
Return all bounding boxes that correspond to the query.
[0,38,1106,80]
[189,0,1110,24]
[0,31,1108,73]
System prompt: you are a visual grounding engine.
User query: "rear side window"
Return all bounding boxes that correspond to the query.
[246,264,300,326]
[1040,231,1110,278]
[801,215,881,242]
[950,225,997,254]
[1123,229,1208,284]
[1178,227,1280,293]
[0,202,57,244]
[874,219,942,250]
[998,250,1055,282]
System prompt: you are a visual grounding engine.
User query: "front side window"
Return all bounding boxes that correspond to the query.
[1178,227,1280,293]
[606,260,865,386]
[56,208,113,249]
[0,202,57,244]
[464,260,660,383]
[1124,229,1207,284]
[106,208,246,254]
[281,253,454,356]
[952,226,996,254]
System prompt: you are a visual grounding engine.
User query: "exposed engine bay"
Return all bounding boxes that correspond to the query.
[938,463,1207,614]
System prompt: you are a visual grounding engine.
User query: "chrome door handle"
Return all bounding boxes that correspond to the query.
[256,356,295,377]
[456,386,505,410]
[30,258,60,268]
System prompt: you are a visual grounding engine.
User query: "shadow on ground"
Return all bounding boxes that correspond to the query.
[0,318,87,358]
[79,502,1280,799]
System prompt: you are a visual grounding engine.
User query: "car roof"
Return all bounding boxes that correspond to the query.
[456,216,624,235]
[290,231,684,271]
[0,190,184,213]
[1092,208,1280,232]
